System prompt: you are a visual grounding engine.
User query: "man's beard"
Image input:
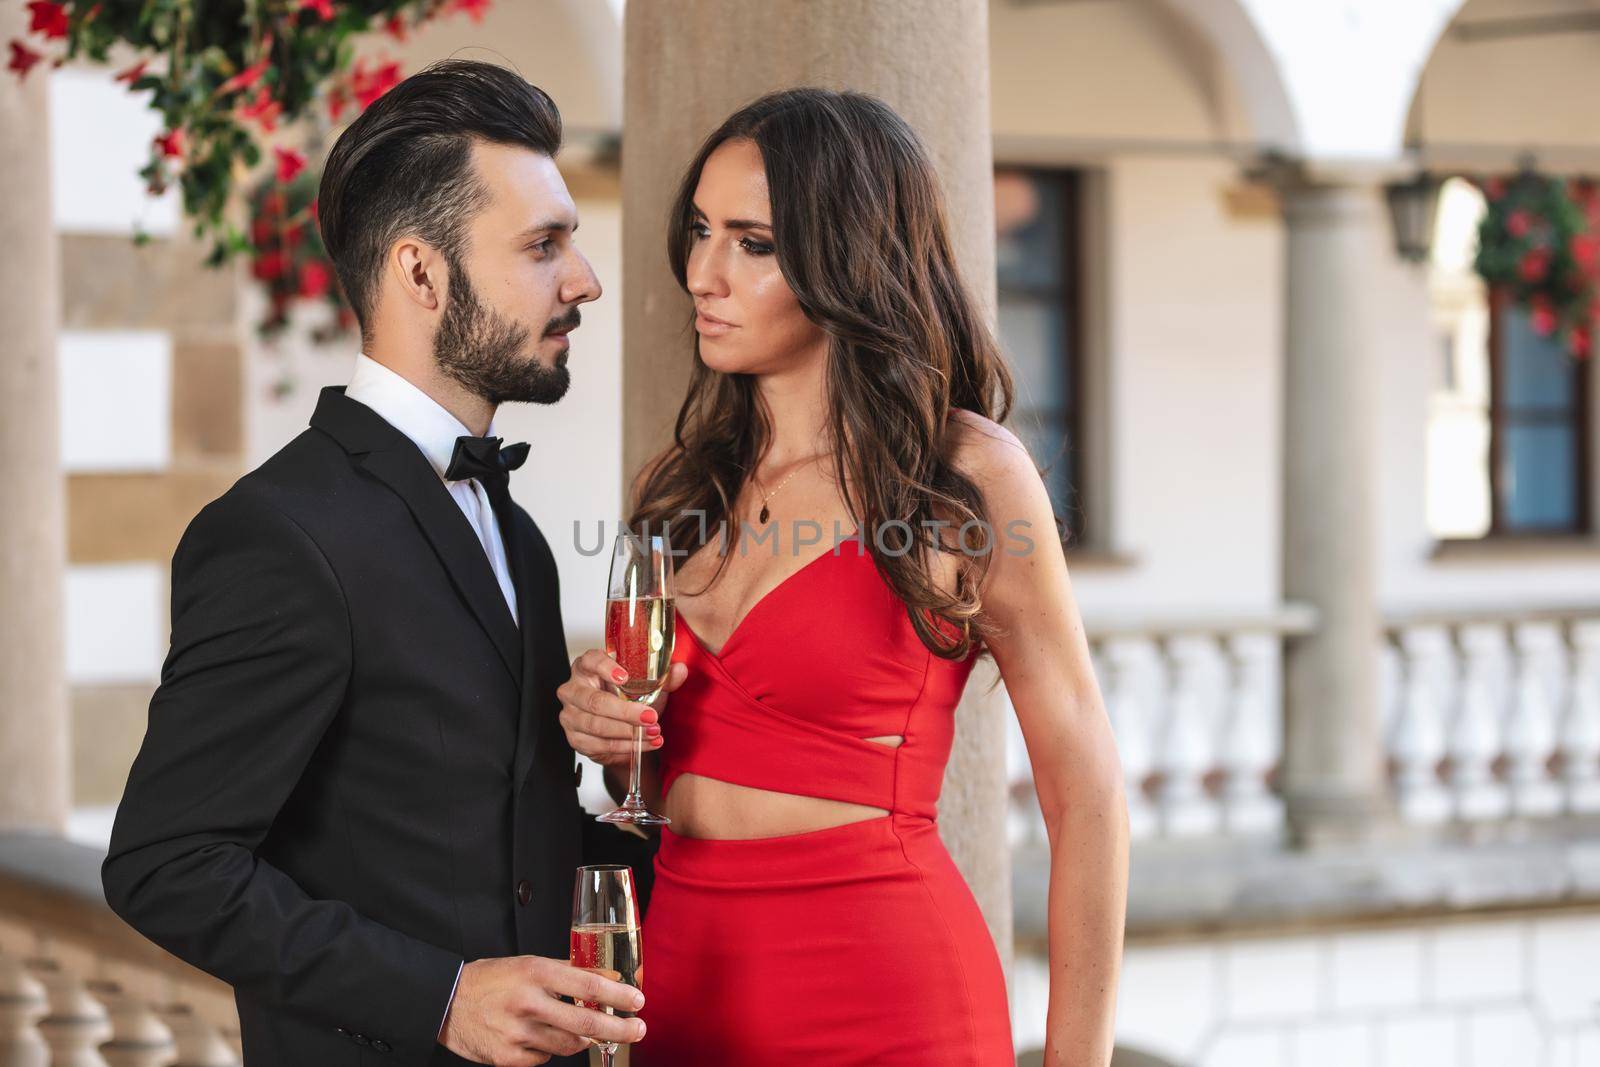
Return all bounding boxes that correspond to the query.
[433,258,572,406]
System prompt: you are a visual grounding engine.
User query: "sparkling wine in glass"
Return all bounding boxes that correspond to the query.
[570,864,642,1067]
[598,531,674,826]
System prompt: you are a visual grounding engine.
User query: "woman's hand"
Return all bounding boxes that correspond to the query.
[558,651,688,768]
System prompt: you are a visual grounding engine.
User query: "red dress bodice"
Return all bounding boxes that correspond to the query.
[659,531,979,817]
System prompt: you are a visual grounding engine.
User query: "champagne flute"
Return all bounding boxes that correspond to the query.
[569,865,642,1067]
[598,531,674,826]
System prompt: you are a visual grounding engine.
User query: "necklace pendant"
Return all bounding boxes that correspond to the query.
[758,504,770,524]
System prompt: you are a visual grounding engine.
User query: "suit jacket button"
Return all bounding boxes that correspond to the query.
[516,879,533,906]
[352,1033,370,1046]
[372,1039,391,1053]
[575,764,584,787]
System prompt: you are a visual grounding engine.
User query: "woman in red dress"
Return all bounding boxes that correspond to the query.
[559,89,1127,1065]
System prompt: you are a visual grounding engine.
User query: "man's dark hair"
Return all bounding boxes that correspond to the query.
[316,59,563,337]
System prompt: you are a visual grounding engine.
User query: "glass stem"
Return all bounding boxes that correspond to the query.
[625,721,644,807]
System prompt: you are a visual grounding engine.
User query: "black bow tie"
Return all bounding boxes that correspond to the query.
[444,436,530,490]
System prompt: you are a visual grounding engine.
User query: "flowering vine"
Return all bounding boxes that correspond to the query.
[8,0,493,342]
[1474,170,1600,359]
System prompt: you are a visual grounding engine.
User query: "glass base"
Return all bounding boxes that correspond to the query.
[597,804,670,826]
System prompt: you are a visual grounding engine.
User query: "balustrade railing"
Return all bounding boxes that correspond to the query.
[1006,606,1316,846]
[0,834,239,1067]
[1383,609,1600,825]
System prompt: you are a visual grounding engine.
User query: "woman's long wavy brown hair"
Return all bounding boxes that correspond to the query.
[628,88,1018,659]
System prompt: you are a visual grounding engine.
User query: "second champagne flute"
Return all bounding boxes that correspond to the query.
[598,531,674,825]
[570,864,642,1067]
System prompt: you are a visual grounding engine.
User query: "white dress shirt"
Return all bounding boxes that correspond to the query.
[345,352,519,624]
[344,352,519,1035]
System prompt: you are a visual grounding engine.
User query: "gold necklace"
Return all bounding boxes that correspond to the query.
[754,454,827,524]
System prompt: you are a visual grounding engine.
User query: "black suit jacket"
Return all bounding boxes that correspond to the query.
[103,386,655,1067]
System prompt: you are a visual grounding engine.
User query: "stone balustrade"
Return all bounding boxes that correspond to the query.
[1006,606,1317,848]
[0,834,238,1067]
[1383,609,1600,826]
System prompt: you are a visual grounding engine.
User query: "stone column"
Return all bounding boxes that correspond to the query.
[622,1,1012,963]
[0,3,70,833]
[1277,176,1388,846]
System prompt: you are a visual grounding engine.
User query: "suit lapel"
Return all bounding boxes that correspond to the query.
[311,387,523,686]
[508,509,546,789]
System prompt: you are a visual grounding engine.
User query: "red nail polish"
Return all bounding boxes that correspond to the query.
[612,668,627,682]
[640,710,658,724]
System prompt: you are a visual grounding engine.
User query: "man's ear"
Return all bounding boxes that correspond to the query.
[390,238,445,313]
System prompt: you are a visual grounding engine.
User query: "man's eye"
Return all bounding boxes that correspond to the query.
[528,240,553,256]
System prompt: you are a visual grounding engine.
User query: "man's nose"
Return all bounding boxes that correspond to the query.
[563,251,602,305]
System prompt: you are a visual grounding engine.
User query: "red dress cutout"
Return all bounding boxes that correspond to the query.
[636,532,1014,1065]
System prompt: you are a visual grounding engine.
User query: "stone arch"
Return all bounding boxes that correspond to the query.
[392,0,622,131]
[1401,0,1600,160]
[1157,0,1298,151]
[1162,0,1471,160]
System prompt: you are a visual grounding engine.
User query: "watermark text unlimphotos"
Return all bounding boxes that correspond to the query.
[571,513,1036,559]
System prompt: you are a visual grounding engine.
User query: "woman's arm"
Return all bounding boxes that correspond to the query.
[952,412,1128,1067]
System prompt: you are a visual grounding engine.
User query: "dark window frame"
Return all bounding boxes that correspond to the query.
[994,166,1087,545]
[1485,286,1593,537]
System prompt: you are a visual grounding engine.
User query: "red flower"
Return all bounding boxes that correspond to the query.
[252,250,289,282]
[1570,324,1591,359]
[1519,247,1552,284]
[218,42,273,95]
[383,14,408,41]
[7,40,44,79]
[299,260,332,298]
[274,146,307,184]
[282,221,305,248]
[1506,210,1534,239]
[326,86,348,122]
[1572,234,1600,279]
[238,86,282,132]
[261,190,287,217]
[1530,297,1558,337]
[310,197,319,224]
[451,0,493,23]
[114,60,148,85]
[299,0,336,21]
[26,2,69,40]
[351,57,404,111]
[154,128,185,159]
[1483,176,1508,201]
[251,218,276,246]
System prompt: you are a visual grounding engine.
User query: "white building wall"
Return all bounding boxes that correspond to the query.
[49,75,175,705]
[1087,154,1283,619]
[1021,909,1600,1067]
[990,0,1285,620]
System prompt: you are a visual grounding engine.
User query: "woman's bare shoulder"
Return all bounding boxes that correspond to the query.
[945,409,1035,493]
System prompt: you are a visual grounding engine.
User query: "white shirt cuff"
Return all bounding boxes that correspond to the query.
[438,960,465,1040]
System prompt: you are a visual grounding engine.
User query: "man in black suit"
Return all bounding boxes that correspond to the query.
[102,60,680,1066]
